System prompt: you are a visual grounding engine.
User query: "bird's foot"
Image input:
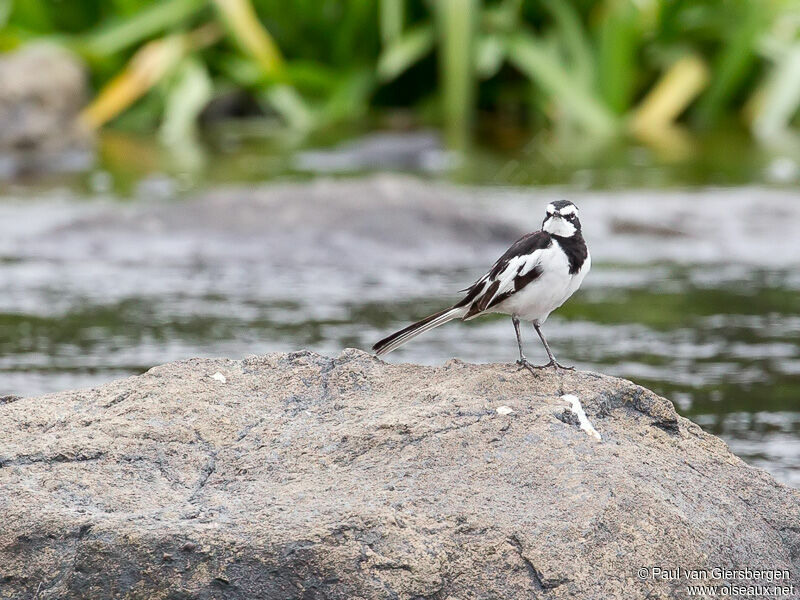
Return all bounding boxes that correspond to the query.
[518,358,574,372]
[541,359,575,372]
[516,358,532,373]
[516,358,540,374]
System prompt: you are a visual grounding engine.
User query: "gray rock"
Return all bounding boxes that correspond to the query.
[0,44,92,177]
[1,349,797,599]
[294,131,451,172]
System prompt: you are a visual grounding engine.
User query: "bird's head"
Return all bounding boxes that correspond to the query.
[542,200,581,237]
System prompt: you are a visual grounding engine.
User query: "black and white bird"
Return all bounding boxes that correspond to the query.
[372,200,590,371]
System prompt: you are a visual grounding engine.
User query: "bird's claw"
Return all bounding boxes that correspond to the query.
[516,358,574,372]
[544,360,575,371]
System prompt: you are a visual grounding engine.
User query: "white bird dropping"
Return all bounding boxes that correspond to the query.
[561,394,601,441]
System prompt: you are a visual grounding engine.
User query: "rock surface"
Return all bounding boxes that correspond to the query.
[0,44,92,177]
[1,349,798,599]
[35,176,521,271]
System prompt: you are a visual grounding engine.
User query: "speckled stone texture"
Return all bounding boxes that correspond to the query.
[1,349,798,599]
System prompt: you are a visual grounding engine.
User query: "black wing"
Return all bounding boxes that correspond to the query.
[455,231,552,317]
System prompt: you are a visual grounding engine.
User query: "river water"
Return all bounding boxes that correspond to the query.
[1,130,798,487]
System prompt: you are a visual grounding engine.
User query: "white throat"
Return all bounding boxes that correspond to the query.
[543,216,576,237]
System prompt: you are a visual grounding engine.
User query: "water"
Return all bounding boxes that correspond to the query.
[1,129,799,488]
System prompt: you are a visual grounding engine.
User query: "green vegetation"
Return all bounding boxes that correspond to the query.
[1,0,799,148]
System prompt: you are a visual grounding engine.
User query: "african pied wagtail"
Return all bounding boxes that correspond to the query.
[373,200,590,371]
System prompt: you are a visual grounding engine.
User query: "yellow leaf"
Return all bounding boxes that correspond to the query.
[213,0,283,75]
[630,55,709,133]
[81,24,222,130]
[81,35,185,129]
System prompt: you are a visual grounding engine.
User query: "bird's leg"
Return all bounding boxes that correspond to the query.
[512,316,537,374]
[532,322,574,371]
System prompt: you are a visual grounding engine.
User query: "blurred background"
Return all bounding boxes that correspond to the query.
[0,0,798,486]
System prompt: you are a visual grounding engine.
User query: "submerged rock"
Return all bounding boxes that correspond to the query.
[0,349,797,599]
[294,131,451,173]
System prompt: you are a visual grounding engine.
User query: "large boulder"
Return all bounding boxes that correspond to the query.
[0,349,797,599]
[0,44,92,177]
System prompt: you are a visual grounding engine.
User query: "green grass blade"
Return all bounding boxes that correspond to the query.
[693,1,766,127]
[160,56,213,145]
[6,0,52,32]
[213,52,264,87]
[435,0,479,149]
[215,0,315,130]
[596,0,640,114]
[380,0,404,46]
[505,30,617,136]
[84,0,207,57]
[213,0,282,75]
[285,61,342,95]
[322,68,375,123]
[0,0,13,29]
[483,0,522,30]
[540,0,593,89]
[376,24,434,82]
[475,33,504,79]
[753,43,800,139]
[261,84,314,132]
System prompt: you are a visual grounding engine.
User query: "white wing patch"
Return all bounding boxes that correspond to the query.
[497,251,541,289]
[475,248,545,310]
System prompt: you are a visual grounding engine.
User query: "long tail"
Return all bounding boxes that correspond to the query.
[373,306,465,356]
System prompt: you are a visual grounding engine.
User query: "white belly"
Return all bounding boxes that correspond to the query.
[493,248,590,323]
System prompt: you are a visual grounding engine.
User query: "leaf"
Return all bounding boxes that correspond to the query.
[0,0,13,29]
[436,0,478,149]
[475,34,504,79]
[482,0,522,32]
[6,0,52,32]
[322,68,375,123]
[212,0,282,75]
[81,22,222,130]
[284,61,342,95]
[541,0,593,89]
[160,57,213,146]
[213,0,315,130]
[261,84,314,131]
[693,1,767,127]
[504,30,617,136]
[752,43,800,140]
[380,0,404,46]
[214,52,264,87]
[631,54,709,132]
[83,0,207,57]
[596,0,640,114]
[376,24,434,82]
[81,34,187,129]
